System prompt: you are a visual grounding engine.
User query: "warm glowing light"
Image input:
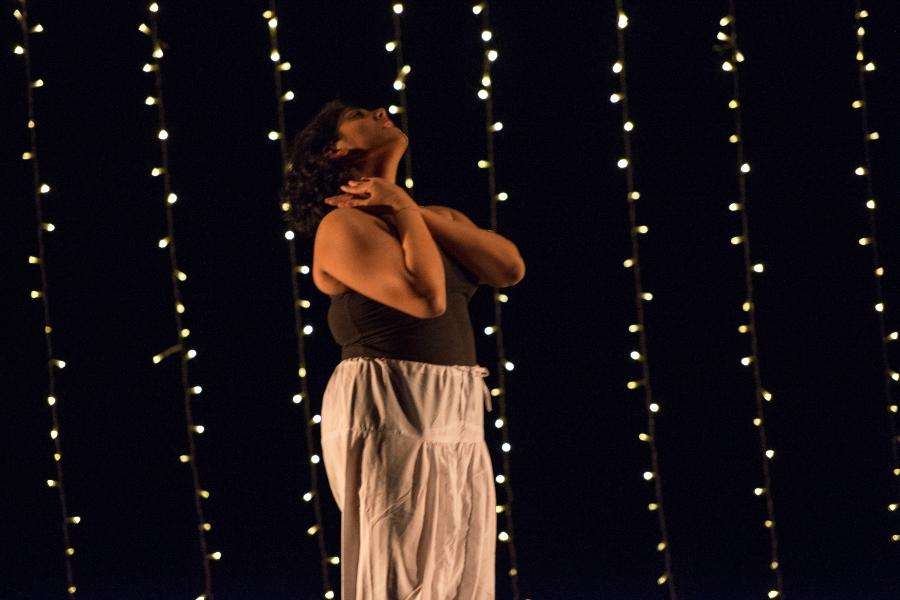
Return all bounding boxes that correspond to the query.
[149,2,159,13]
[722,61,734,72]
[303,324,313,335]
[487,49,498,62]
[481,30,492,42]
[643,471,654,481]
[740,163,751,173]
[649,403,659,413]
[14,45,25,55]
[472,3,484,15]
[40,183,51,194]
[495,474,505,484]
[270,50,280,62]
[501,442,511,452]
[617,158,628,169]
[610,93,622,103]
[477,89,489,100]
[498,531,510,542]
[158,129,169,140]
[624,121,634,131]
[495,418,504,428]
[268,130,280,141]
[284,230,295,240]
[617,13,629,29]
[612,61,623,74]
[392,3,404,14]
[385,40,397,52]
[753,263,764,273]
[167,193,178,204]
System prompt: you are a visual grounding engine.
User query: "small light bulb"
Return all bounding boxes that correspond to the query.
[501,442,511,452]
[268,131,280,140]
[40,183,51,194]
[385,40,397,52]
[740,163,751,173]
[285,230,295,240]
[14,45,25,55]
[393,3,403,14]
[270,50,280,62]
[167,193,178,204]
[495,474,505,484]
[303,325,313,335]
[494,418,504,428]
[610,93,622,103]
[292,394,303,404]
[472,4,484,15]
[158,129,169,140]
[477,89,489,100]
[612,61,623,74]
[617,158,629,169]
[487,49,498,62]
[481,30,492,42]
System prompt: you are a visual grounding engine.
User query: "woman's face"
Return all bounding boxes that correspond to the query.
[334,106,406,154]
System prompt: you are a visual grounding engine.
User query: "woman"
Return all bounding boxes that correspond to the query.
[281,99,525,599]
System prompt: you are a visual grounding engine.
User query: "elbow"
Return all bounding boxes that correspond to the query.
[502,257,526,287]
[421,290,447,318]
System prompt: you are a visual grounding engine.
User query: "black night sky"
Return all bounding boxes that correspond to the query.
[4,1,900,599]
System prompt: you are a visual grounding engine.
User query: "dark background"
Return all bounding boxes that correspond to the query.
[3,1,900,598]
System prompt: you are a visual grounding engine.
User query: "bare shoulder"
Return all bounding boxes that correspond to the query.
[312,208,394,296]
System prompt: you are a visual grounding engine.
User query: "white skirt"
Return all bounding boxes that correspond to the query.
[321,356,496,600]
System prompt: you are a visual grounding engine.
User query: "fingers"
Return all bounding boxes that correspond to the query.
[324,193,368,207]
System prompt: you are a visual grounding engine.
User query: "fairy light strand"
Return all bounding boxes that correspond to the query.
[472,3,521,598]
[140,4,217,597]
[262,4,336,597]
[851,4,900,541]
[611,2,677,595]
[387,2,414,190]
[716,4,785,595]
[15,2,80,595]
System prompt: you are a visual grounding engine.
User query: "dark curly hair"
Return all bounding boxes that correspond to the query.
[280,99,353,238]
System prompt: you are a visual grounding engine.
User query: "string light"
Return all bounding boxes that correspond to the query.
[260,3,334,595]
[612,3,677,595]
[15,2,80,594]
[140,5,217,597]
[388,2,414,189]
[716,2,785,592]
[473,4,522,598]
[850,3,900,539]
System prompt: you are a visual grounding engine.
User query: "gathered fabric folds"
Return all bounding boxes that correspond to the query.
[321,356,496,600]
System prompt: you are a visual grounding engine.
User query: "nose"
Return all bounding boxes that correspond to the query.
[374,107,387,121]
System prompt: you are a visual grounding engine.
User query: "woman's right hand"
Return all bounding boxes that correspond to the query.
[324,176,416,215]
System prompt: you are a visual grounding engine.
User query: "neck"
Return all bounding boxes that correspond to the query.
[348,144,405,184]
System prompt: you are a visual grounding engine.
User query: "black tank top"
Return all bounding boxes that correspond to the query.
[327,245,480,366]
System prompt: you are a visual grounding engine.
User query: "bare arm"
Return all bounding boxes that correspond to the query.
[419,205,525,288]
[319,178,446,318]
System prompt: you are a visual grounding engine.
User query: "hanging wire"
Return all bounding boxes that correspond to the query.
[261,4,337,597]
[850,4,900,540]
[140,3,218,597]
[610,2,677,596]
[471,3,521,598]
[387,2,414,190]
[714,3,784,595]
[15,1,80,596]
